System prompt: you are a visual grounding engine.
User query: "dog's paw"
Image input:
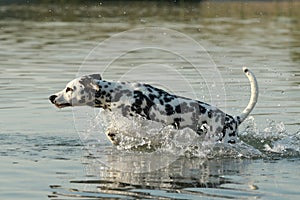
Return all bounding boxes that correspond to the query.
[105,130,120,145]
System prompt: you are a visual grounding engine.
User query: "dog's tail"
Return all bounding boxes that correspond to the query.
[236,67,259,124]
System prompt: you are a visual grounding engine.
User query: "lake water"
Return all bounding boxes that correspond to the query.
[0,1,300,199]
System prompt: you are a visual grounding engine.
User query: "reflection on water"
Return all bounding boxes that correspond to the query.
[51,155,261,199]
[0,1,300,200]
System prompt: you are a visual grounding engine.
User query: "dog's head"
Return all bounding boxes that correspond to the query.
[49,74,101,108]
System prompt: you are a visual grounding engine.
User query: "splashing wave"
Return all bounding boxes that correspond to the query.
[239,117,300,157]
[80,111,288,160]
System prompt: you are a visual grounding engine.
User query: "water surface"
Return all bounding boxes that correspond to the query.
[0,1,300,199]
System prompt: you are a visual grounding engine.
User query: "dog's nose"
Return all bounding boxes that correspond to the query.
[49,95,57,104]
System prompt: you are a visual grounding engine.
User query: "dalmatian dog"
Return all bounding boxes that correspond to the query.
[49,67,258,144]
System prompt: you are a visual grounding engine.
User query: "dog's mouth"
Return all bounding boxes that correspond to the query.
[54,103,72,108]
[49,95,72,108]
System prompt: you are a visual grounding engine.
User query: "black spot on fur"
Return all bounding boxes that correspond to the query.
[159,99,164,105]
[163,97,172,103]
[208,110,212,118]
[108,133,115,137]
[118,104,131,116]
[107,133,116,141]
[165,104,174,115]
[236,116,241,124]
[113,89,131,102]
[228,140,236,144]
[196,124,208,135]
[95,99,101,106]
[176,102,190,113]
[79,97,86,104]
[175,105,181,113]
[229,132,236,137]
[199,105,206,114]
[149,94,155,101]
[172,118,182,129]
[130,90,154,119]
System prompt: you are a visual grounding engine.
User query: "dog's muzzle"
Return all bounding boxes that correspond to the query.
[49,95,57,104]
[49,95,71,108]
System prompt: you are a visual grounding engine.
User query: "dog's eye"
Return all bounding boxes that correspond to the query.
[66,87,73,93]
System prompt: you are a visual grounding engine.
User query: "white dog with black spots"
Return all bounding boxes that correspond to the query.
[49,67,258,145]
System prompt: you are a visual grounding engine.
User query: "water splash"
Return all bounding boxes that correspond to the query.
[78,111,300,161]
[263,132,300,156]
[79,111,266,160]
[239,116,300,157]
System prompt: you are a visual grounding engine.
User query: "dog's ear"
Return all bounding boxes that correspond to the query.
[79,74,101,91]
[89,74,102,80]
[89,74,101,91]
[90,82,100,91]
